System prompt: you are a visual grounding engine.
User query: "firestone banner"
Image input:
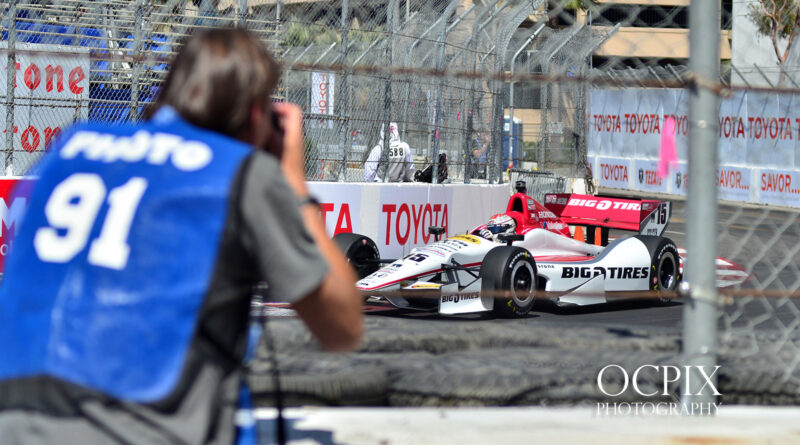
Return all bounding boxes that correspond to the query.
[588,88,800,207]
[0,43,89,175]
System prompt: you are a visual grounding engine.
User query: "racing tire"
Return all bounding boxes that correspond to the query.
[634,235,681,303]
[480,246,537,318]
[333,233,380,279]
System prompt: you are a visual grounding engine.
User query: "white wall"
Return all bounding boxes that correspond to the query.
[307,182,511,258]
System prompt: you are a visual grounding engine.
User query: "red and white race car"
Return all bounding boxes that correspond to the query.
[335,183,681,317]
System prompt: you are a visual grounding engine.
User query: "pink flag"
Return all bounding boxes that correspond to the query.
[658,116,678,179]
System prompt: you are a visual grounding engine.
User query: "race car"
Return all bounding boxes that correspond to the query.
[334,182,681,317]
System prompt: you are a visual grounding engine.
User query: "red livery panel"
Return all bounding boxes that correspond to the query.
[543,193,662,232]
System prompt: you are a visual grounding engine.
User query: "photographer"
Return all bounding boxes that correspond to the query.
[0,28,362,445]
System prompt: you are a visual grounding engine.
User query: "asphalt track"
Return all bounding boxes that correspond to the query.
[252,195,800,406]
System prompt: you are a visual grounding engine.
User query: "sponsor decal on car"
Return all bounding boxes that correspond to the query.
[441,292,480,303]
[568,198,641,211]
[408,283,443,289]
[450,234,481,245]
[419,247,447,257]
[561,266,649,279]
[427,237,473,253]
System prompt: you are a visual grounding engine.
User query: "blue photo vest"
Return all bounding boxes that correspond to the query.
[0,109,252,402]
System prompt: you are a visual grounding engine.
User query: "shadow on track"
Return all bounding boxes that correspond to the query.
[363,301,541,321]
[531,299,681,316]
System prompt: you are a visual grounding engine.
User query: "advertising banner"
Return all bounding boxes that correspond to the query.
[596,157,632,190]
[0,178,33,272]
[669,162,689,196]
[378,185,453,259]
[758,169,800,207]
[588,88,689,162]
[0,43,89,175]
[307,182,361,237]
[588,89,800,167]
[310,182,510,260]
[716,165,752,202]
[633,159,669,194]
[310,72,335,115]
[588,89,800,207]
[310,71,335,129]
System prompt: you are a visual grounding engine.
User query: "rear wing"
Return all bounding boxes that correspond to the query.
[543,194,671,237]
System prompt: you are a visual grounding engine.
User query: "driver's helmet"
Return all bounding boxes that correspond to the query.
[486,214,517,241]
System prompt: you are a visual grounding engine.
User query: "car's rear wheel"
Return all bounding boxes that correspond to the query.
[480,246,537,318]
[333,233,380,279]
[634,235,681,303]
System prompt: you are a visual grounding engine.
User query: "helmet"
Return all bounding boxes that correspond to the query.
[486,214,516,241]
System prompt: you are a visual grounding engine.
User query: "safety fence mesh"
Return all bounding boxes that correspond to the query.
[716,203,800,402]
[4,0,800,408]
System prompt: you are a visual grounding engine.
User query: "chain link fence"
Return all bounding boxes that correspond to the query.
[1,0,607,184]
[5,0,800,409]
[716,203,800,402]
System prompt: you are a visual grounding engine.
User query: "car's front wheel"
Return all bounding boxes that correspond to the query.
[480,246,537,318]
[333,233,380,279]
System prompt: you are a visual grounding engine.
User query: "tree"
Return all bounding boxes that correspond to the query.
[546,0,599,27]
[748,0,800,83]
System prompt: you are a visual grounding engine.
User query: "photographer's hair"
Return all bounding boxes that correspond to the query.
[145,28,281,139]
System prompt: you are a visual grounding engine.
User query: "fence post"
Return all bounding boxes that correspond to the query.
[237,0,247,28]
[130,0,145,121]
[461,3,498,184]
[510,25,545,174]
[380,0,397,182]
[491,1,542,184]
[682,0,720,411]
[431,0,461,184]
[338,0,350,182]
[5,0,17,175]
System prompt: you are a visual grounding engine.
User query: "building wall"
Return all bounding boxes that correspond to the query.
[587,0,731,60]
[595,27,731,59]
[730,0,800,87]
